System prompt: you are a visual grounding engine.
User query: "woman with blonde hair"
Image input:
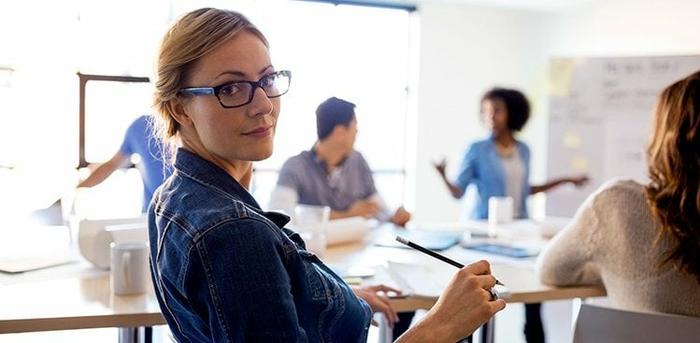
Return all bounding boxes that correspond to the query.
[537,70,700,316]
[148,7,505,342]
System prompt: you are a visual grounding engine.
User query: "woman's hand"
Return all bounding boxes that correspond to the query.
[397,260,505,342]
[569,175,590,187]
[433,158,448,176]
[352,284,402,328]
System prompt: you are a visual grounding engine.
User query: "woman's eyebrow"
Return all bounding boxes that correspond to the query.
[259,65,273,75]
[214,70,246,80]
[214,65,274,81]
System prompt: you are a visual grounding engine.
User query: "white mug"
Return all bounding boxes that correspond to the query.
[110,242,149,295]
[294,205,330,257]
[488,196,514,237]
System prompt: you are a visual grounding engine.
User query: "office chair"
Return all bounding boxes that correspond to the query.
[573,303,700,343]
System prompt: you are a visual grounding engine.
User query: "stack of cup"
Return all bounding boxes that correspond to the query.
[294,205,330,257]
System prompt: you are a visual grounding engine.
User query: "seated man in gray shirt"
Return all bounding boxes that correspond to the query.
[270,97,411,226]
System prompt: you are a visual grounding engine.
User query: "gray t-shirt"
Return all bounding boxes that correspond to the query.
[500,152,525,217]
[275,149,378,211]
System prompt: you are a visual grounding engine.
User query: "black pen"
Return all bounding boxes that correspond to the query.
[395,235,505,286]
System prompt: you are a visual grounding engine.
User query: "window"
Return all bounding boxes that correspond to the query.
[244,2,412,209]
[78,74,151,167]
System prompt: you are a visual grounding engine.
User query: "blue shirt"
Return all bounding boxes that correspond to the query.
[455,138,531,219]
[120,115,170,211]
[149,148,372,343]
[276,149,377,211]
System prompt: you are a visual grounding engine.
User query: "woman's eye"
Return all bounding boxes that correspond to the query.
[220,84,242,96]
[261,76,276,88]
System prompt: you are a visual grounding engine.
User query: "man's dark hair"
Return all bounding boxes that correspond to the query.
[316,97,356,140]
[481,88,531,132]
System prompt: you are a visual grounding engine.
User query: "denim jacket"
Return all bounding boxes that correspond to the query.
[148,148,372,342]
[454,137,531,219]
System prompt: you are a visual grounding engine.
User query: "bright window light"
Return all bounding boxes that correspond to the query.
[0,0,412,219]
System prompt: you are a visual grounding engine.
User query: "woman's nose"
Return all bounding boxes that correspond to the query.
[246,87,273,117]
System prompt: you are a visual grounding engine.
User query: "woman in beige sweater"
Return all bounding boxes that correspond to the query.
[537,70,700,317]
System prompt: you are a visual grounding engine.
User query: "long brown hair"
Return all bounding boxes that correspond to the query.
[646,70,700,282]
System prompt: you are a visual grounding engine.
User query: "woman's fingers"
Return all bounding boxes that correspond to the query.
[376,301,397,327]
[377,294,399,325]
[475,274,497,290]
[490,299,507,312]
[371,284,403,295]
[465,260,492,276]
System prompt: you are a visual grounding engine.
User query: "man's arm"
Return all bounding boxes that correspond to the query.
[77,151,129,188]
[329,200,379,220]
[368,193,411,226]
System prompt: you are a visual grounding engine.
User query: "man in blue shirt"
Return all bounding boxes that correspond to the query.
[270,97,411,226]
[78,115,169,212]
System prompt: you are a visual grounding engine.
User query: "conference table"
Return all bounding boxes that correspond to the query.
[0,223,606,342]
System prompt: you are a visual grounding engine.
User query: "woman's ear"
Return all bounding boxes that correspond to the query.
[168,98,192,127]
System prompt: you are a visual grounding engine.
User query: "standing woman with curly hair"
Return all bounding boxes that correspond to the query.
[435,88,589,343]
[537,70,700,316]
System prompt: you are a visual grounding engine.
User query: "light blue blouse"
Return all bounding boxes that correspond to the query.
[455,137,531,219]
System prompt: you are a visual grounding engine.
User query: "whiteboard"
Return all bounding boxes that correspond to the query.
[546,55,700,216]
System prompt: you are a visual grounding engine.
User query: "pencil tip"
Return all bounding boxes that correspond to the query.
[395,236,409,245]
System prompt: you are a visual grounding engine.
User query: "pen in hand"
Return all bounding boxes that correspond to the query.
[395,235,505,286]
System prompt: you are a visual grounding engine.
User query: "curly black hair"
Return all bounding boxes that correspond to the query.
[481,88,531,132]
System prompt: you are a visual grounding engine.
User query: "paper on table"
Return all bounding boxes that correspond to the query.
[325,217,369,246]
[386,261,453,298]
[386,261,511,300]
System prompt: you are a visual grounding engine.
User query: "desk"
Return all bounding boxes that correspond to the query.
[322,238,606,312]
[0,231,605,339]
[0,261,165,336]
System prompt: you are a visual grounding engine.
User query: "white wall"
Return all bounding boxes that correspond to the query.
[550,0,700,57]
[411,3,552,222]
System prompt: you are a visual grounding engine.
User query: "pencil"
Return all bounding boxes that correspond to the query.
[395,235,504,286]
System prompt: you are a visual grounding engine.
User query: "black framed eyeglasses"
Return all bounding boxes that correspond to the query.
[178,70,291,109]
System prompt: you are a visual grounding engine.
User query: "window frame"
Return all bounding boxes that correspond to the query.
[77,72,150,168]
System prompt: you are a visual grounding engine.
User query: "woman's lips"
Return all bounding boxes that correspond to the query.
[242,125,273,138]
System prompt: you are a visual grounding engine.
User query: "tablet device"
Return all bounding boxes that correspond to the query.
[374,230,460,251]
[462,242,538,258]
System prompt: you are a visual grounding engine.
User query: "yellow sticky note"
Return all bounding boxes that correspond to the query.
[549,58,578,97]
[570,156,588,171]
[563,132,582,149]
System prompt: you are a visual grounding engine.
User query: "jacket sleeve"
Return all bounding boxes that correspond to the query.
[186,218,308,342]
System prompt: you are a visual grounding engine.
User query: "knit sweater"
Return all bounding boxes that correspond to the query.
[537,179,700,317]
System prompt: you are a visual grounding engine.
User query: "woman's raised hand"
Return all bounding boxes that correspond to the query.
[433,158,448,176]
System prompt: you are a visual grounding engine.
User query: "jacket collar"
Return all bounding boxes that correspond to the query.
[173,148,261,210]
